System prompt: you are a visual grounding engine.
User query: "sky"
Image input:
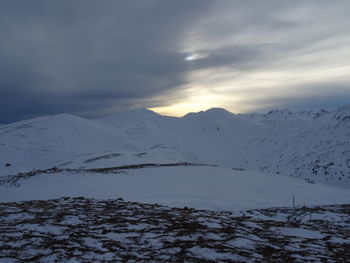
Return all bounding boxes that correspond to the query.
[1,0,350,123]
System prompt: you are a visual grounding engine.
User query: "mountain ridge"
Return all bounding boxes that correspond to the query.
[1,104,350,188]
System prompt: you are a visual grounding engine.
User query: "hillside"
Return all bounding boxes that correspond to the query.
[1,105,350,188]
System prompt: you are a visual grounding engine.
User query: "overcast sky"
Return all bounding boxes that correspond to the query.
[1,0,350,123]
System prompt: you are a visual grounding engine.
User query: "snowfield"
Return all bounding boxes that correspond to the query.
[1,166,349,211]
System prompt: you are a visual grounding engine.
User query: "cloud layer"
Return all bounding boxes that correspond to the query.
[1,1,350,122]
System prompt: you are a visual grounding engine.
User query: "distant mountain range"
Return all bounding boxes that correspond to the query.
[1,105,349,188]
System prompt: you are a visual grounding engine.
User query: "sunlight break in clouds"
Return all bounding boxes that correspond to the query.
[150,1,350,115]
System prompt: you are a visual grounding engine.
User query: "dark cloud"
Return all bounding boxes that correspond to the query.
[0,0,210,122]
[0,0,350,123]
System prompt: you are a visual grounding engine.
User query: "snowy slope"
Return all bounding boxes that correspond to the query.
[97,106,350,188]
[0,113,195,174]
[1,166,349,211]
[98,108,268,167]
[241,106,350,188]
[0,114,134,173]
[1,105,350,189]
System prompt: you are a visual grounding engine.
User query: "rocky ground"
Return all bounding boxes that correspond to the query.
[0,163,214,187]
[0,197,349,262]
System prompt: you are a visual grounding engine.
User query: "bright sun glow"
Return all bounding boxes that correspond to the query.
[149,87,238,117]
[149,60,350,117]
[185,55,196,61]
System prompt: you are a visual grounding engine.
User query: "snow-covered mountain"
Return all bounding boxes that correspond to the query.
[240,106,350,188]
[1,105,350,189]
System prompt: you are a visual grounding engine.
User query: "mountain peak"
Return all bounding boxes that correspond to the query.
[204,108,234,115]
[184,108,234,119]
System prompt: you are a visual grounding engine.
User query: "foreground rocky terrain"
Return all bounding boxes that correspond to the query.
[1,197,349,262]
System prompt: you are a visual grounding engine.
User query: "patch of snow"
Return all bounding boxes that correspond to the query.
[271,227,324,239]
